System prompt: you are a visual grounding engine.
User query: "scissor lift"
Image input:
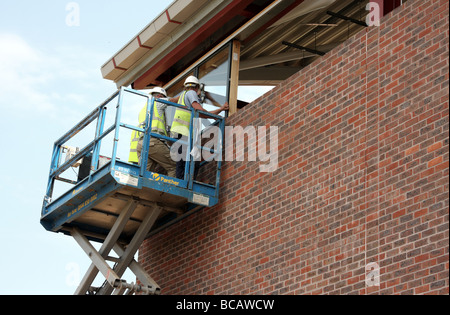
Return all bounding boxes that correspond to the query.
[40,87,225,295]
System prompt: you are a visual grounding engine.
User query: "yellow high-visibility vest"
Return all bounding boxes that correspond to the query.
[151,102,168,137]
[128,104,147,163]
[128,101,167,163]
[171,91,192,137]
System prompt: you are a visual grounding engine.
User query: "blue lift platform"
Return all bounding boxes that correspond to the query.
[40,87,225,295]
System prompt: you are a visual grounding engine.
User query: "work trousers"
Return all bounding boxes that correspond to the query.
[175,135,200,180]
[176,160,200,180]
[137,137,176,178]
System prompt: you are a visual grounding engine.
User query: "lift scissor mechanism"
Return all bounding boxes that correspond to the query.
[71,199,162,295]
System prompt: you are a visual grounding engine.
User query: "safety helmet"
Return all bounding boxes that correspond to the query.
[151,87,167,97]
[184,75,200,88]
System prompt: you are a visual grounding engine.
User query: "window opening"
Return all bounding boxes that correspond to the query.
[166,44,231,130]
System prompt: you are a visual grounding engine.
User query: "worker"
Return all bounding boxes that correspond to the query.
[128,109,145,165]
[171,75,229,179]
[134,87,176,178]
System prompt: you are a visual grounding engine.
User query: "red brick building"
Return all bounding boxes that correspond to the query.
[103,0,449,295]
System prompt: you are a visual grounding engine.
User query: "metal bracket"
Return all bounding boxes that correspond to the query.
[282,41,326,56]
[327,11,368,27]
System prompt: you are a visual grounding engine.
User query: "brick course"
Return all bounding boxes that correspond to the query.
[139,0,449,295]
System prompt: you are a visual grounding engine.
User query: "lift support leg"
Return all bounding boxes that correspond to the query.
[70,200,162,295]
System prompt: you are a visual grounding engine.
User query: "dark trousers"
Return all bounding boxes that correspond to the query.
[176,160,200,180]
[175,137,200,180]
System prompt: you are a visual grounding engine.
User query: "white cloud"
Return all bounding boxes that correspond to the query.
[0,32,111,121]
[0,33,57,113]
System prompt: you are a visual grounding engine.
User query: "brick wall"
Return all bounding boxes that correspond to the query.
[140,0,449,295]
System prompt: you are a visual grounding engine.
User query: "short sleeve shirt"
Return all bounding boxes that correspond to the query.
[183,90,201,108]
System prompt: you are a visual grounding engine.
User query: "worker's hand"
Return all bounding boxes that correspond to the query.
[221,102,229,111]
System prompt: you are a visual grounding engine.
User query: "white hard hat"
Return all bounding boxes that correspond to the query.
[151,87,167,97]
[184,75,200,87]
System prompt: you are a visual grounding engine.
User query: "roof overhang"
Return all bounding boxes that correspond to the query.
[102,0,306,89]
[102,0,372,89]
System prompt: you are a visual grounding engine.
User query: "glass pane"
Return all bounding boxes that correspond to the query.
[198,47,229,124]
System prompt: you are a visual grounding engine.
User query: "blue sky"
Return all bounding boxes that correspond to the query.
[0,0,173,295]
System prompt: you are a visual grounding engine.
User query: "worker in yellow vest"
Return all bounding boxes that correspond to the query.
[128,104,148,164]
[130,87,176,178]
[171,76,229,179]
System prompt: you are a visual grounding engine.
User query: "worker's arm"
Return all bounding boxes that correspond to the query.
[192,101,229,118]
